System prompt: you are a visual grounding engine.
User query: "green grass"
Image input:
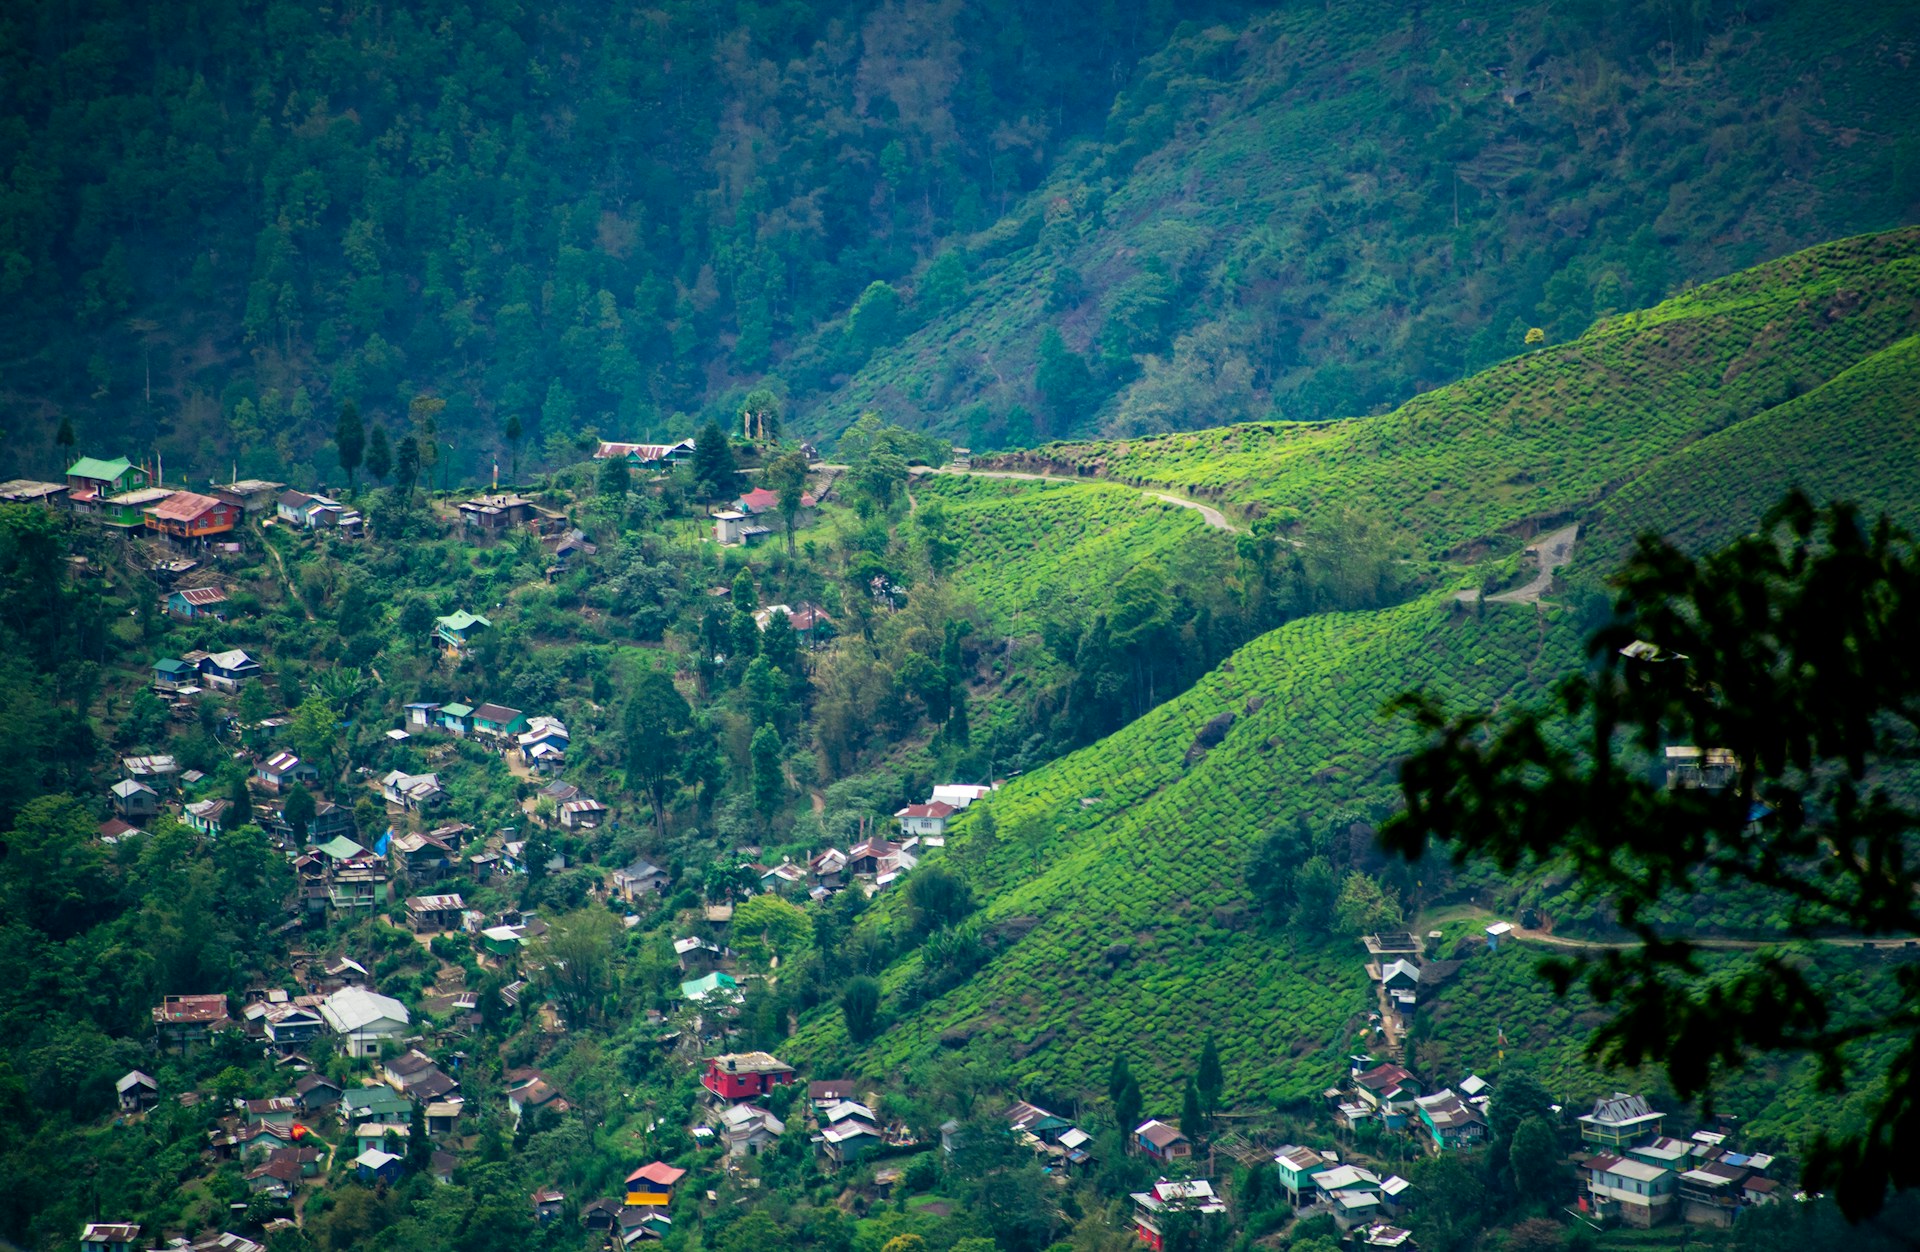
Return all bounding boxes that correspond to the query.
[788,593,1578,1107]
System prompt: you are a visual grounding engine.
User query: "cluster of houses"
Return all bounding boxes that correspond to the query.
[1330,1058,1490,1155]
[1269,1143,1416,1246]
[400,698,579,782]
[3,456,369,553]
[1575,1093,1782,1228]
[79,1225,271,1252]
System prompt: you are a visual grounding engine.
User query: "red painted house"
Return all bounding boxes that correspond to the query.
[700,1052,796,1102]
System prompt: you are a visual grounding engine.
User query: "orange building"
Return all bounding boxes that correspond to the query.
[146,491,238,542]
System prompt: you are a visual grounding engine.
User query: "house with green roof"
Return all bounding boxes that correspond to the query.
[434,612,491,652]
[66,456,149,510]
[438,702,475,735]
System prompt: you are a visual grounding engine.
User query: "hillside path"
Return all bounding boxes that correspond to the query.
[1425,903,1912,953]
[1455,523,1579,604]
[925,466,1245,533]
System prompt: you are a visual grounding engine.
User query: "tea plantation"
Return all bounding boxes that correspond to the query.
[994,228,1920,556]
[789,594,1579,1106]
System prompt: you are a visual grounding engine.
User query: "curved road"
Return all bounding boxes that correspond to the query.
[926,466,1244,533]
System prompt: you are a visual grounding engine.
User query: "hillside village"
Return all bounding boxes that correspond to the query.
[1,415,1851,1252]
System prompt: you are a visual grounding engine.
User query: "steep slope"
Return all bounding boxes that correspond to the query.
[982,228,1920,556]
[791,231,1920,1112]
[790,596,1574,1104]
[813,0,1920,444]
[919,474,1233,626]
[1576,333,1920,572]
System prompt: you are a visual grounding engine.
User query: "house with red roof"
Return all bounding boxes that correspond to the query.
[895,801,956,837]
[624,1160,686,1207]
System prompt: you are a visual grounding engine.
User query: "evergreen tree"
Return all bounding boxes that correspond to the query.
[394,435,421,493]
[223,775,252,830]
[692,421,738,500]
[504,412,524,479]
[407,1098,431,1174]
[750,724,785,820]
[365,425,391,483]
[599,453,630,499]
[55,415,75,464]
[1109,1055,1143,1134]
[625,670,692,838]
[1180,1075,1207,1139]
[842,975,881,1042]
[335,400,364,488]
[731,569,757,612]
[1197,1033,1224,1115]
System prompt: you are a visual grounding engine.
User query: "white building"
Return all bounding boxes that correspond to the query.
[318,987,411,1058]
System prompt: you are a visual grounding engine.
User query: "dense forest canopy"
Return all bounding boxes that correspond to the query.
[0,0,1229,483]
[6,0,1920,484]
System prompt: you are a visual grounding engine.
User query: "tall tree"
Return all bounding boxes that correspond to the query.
[410,394,446,490]
[223,775,252,830]
[54,415,74,464]
[504,412,524,480]
[282,782,316,843]
[766,449,810,554]
[750,724,785,820]
[842,975,881,1042]
[335,400,364,488]
[625,670,692,838]
[1109,1055,1143,1133]
[691,421,738,501]
[599,453,630,499]
[394,435,421,494]
[1180,1075,1207,1139]
[1196,1033,1224,1115]
[1382,494,1920,1217]
[740,386,781,444]
[365,425,391,483]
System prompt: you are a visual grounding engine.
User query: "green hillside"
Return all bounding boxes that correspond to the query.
[983,228,1920,555]
[916,473,1232,626]
[816,0,1920,444]
[789,595,1576,1105]
[1577,332,1920,572]
[792,228,1920,1117]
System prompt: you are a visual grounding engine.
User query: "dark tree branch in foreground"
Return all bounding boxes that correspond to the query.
[1381,492,1920,1219]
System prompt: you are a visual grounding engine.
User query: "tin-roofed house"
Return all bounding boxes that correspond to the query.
[167,585,231,620]
[146,491,238,545]
[434,612,492,652]
[66,456,149,511]
[1578,1093,1665,1150]
[1585,1153,1677,1227]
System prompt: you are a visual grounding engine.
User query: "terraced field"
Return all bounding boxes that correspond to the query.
[788,594,1577,1105]
[991,229,1920,557]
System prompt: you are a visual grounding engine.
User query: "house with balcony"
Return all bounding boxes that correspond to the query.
[1579,1093,1665,1150]
[146,491,239,545]
[1585,1154,1677,1227]
[434,612,491,652]
[66,456,149,511]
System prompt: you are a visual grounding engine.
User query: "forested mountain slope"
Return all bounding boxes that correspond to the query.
[0,0,1229,481]
[820,0,1920,445]
[7,0,1919,483]
[793,229,1920,1115]
[983,228,1920,555]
